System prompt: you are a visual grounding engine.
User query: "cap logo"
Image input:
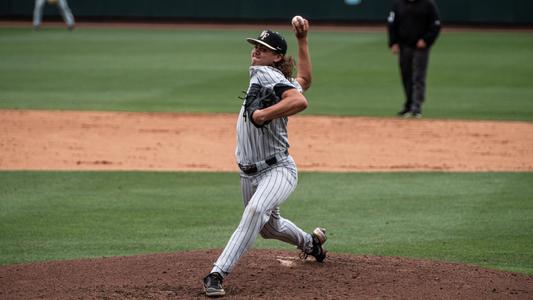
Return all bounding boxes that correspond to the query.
[259,30,269,40]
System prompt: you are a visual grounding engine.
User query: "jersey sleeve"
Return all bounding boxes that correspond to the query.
[423,0,441,47]
[249,66,301,98]
[387,0,399,47]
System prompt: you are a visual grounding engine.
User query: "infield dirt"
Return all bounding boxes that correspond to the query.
[1,110,532,172]
[1,109,532,299]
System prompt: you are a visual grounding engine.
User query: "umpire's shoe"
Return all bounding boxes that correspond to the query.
[203,272,225,297]
[302,227,327,262]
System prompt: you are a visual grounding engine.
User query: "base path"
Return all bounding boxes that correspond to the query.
[1,109,532,172]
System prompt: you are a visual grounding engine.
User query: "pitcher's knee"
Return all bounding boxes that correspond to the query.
[260,227,276,239]
[259,220,280,239]
[259,230,271,239]
[244,204,269,222]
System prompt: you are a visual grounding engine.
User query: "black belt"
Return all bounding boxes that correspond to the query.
[238,150,289,175]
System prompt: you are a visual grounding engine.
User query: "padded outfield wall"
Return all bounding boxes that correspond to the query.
[1,0,532,25]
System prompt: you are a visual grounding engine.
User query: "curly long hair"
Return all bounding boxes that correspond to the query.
[273,55,296,79]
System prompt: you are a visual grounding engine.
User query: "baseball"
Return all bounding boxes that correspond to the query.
[291,15,304,27]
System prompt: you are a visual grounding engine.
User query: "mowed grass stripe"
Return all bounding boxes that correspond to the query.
[0,28,532,120]
[1,171,532,274]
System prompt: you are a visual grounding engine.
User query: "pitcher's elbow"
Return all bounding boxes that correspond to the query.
[299,98,309,111]
[302,77,312,91]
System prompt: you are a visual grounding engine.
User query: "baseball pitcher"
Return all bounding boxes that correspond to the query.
[202,17,327,297]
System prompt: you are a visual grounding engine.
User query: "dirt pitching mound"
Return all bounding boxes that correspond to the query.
[1,249,531,299]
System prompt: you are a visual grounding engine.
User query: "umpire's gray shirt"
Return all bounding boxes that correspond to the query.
[236,66,303,165]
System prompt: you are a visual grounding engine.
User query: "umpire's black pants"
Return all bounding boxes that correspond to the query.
[399,45,430,113]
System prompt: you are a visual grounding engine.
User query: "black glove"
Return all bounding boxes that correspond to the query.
[243,83,280,128]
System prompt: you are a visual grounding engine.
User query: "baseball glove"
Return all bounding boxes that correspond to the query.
[243,83,280,128]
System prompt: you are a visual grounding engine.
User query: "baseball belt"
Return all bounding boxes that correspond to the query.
[238,150,289,175]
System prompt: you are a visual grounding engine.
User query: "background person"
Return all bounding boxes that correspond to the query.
[387,0,441,118]
[33,0,75,31]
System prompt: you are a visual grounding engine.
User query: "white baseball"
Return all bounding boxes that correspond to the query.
[291,15,304,27]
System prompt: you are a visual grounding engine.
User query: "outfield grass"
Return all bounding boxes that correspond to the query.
[1,171,532,274]
[0,27,532,120]
[1,26,532,276]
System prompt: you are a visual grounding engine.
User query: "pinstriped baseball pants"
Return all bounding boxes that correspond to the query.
[212,156,312,275]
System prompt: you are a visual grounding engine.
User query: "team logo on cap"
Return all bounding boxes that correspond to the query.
[259,30,269,40]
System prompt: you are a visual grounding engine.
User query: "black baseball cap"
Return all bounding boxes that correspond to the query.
[246,30,287,55]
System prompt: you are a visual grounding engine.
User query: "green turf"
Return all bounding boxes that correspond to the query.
[1,25,532,276]
[1,171,532,274]
[0,27,532,120]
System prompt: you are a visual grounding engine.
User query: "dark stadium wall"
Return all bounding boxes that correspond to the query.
[1,0,532,25]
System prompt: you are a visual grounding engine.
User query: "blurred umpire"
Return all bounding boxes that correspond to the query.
[387,0,441,118]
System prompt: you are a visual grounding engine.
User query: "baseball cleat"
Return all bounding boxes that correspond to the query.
[203,272,225,297]
[301,227,327,262]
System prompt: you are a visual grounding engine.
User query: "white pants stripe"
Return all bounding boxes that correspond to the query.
[212,157,312,275]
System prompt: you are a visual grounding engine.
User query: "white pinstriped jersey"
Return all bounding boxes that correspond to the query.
[211,66,315,278]
[236,66,303,165]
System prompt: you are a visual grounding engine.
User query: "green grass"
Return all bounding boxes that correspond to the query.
[0,27,532,120]
[1,171,532,274]
[1,26,532,277]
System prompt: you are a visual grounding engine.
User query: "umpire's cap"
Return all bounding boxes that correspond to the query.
[246,30,287,55]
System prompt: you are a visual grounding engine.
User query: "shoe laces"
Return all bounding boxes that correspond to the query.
[207,272,223,287]
[300,235,322,260]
